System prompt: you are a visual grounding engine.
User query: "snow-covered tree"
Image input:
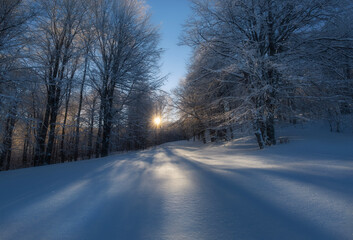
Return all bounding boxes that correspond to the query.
[0,0,164,171]
[29,0,88,165]
[0,0,34,170]
[179,0,353,148]
[89,0,162,157]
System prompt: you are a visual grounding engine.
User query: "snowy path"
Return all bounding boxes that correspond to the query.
[1,132,353,239]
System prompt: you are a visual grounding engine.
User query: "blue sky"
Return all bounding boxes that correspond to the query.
[146,0,192,92]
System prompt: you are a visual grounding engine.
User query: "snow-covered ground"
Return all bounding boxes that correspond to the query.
[0,125,352,240]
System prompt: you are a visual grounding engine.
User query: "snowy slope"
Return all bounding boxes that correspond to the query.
[0,125,352,240]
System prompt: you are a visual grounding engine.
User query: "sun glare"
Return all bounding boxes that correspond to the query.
[154,116,161,126]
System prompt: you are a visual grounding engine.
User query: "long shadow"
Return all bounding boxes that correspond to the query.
[0,151,167,240]
[241,167,353,197]
[1,146,351,240]
[161,147,343,240]
[66,164,167,240]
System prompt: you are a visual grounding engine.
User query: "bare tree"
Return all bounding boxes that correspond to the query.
[0,0,34,170]
[0,0,164,171]
[90,0,161,157]
[31,0,87,165]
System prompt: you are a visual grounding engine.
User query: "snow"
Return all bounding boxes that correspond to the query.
[0,125,353,240]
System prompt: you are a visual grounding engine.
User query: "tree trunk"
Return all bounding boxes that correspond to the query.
[60,86,72,163]
[88,98,96,159]
[74,56,88,161]
[255,130,265,150]
[45,86,61,165]
[95,102,103,158]
[101,95,113,157]
[0,103,17,170]
[254,119,265,149]
[266,116,276,145]
[34,90,53,166]
[22,119,31,167]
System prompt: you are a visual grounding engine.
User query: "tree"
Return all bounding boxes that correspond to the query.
[180,0,353,148]
[0,0,164,171]
[0,0,34,170]
[31,0,87,165]
[90,0,161,157]
[124,85,154,150]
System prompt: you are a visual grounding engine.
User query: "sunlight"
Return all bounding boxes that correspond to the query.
[154,116,162,126]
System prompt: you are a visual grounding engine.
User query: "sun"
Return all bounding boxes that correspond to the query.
[153,116,161,126]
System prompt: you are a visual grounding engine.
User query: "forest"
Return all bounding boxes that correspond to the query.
[175,0,353,148]
[1,0,353,171]
[0,0,177,170]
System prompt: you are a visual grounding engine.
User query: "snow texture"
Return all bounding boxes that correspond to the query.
[0,125,352,240]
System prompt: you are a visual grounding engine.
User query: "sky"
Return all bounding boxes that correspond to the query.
[146,0,192,93]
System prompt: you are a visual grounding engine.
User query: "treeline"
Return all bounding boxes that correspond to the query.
[0,0,169,170]
[175,0,353,148]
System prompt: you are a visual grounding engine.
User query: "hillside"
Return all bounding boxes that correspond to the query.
[0,125,352,240]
